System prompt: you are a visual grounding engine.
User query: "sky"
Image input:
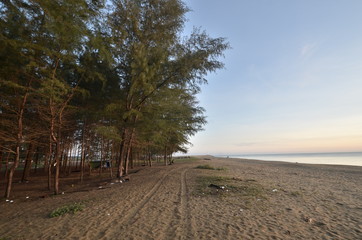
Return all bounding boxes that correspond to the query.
[182,0,362,155]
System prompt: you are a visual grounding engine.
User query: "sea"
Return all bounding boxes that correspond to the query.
[217,152,362,167]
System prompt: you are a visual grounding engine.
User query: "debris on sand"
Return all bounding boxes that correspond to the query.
[209,184,226,190]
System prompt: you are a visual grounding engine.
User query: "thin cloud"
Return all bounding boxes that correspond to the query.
[300,43,318,58]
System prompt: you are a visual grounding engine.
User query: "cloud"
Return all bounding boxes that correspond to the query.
[300,43,318,58]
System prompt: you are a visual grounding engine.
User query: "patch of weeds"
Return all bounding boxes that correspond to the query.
[290,191,302,197]
[49,202,85,218]
[196,175,264,197]
[215,167,227,171]
[196,164,215,170]
[195,175,267,209]
[196,164,226,171]
[0,237,9,240]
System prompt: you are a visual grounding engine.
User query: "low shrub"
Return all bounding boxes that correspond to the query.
[196,164,226,170]
[49,202,85,218]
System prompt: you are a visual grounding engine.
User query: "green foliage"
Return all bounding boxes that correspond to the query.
[290,191,302,197]
[94,126,122,142]
[196,164,226,170]
[0,0,229,194]
[195,175,266,202]
[49,203,85,218]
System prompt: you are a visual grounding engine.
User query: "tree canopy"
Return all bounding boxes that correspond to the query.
[0,0,229,197]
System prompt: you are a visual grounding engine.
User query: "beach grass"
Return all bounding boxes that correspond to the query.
[195,175,265,198]
[196,164,226,171]
[49,202,85,218]
[194,174,268,210]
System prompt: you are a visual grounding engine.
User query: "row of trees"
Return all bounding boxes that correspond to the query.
[0,0,228,198]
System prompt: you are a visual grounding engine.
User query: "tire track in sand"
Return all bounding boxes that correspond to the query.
[95,166,179,239]
[169,168,196,240]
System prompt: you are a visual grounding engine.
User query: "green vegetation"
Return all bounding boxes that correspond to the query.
[195,175,267,209]
[49,203,85,218]
[290,191,302,197]
[0,0,229,197]
[196,164,226,170]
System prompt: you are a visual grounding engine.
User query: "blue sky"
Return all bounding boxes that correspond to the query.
[182,0,362,154]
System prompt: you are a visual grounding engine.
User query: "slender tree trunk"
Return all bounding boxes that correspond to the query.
[54,110,64,195]
[61,143,68,174]
[130,148,134,169]
[117,129,127,178]
[169,153,173,165]
[47,136,52,190]
[0,151,2,183]
[5,145,20,198]
[34,147,40,173]
[44,150,49,174]
[117,142,125,178]
[99,137,104,175]
[76,147,80,171]
[54,141,61,195]
[4,153,10,179]
[5,92,28,198]
[22,142,35,182]
[110,141,116,178]
[148,152,152,167]
[80,128,86,183]
[164,147,168,166]
[67,145,73,176]
[124,127,136,175]
[124,144,131,175]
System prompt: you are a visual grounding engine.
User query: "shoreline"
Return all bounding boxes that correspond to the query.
[197,153,362,167]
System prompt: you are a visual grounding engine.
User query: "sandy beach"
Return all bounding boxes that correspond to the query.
[1,156,361,240]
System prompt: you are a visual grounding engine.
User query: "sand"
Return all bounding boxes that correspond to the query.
[0,156,361,240]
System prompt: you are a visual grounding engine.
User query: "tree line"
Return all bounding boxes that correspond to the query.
[0,0,229,198]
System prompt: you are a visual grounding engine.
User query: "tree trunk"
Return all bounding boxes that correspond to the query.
[54,141,61,195]
[44,150,49,174]
[164,147,168,166]
[34,147,40,173]
[99,137,104,175]
[148,152,152,167]
[124,127,136,175]
[67,146,73,176]
[0,151,2,183]
[22,142,35,182]
[80,128,86,183]
[124,144,131,175]
[130,148,134,169]
[62,144,68,174]
[76,147,81,171]
[5,145,20,198]
[4,153,10,179]
[117,129,127,178]
[5,92,28,198]
[47,137,53,190]
[117,142,125,178]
